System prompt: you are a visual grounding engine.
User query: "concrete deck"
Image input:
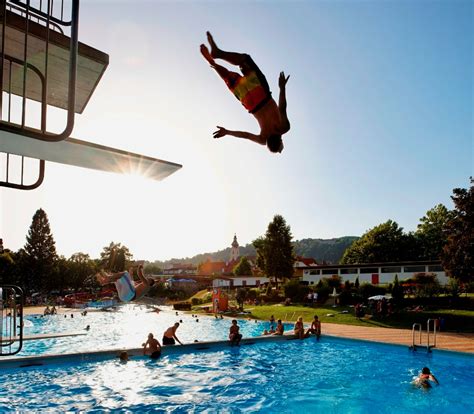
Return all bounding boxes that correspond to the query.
[322,323,474,353]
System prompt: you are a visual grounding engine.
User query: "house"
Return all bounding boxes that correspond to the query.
[293,256,318,276]
[212,275,270,289]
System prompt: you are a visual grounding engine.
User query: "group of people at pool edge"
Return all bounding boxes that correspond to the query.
[120,314,323,362]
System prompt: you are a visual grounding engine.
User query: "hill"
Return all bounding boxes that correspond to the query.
[153,237,358,267]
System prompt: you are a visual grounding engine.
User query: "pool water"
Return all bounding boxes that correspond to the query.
[16,305,283,356]
[1,336,473,412]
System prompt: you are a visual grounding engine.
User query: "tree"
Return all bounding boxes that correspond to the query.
[100,242,133,271]
[341,220,413,264]
[23,208,58,290]
[233,256,252,276]
[235,288,247,310]
[391,274,404,305]
[253,215,295,287]
[0,250,15,284]
[441,178,474,284]
[413,272,440,298]
[416,204,454,260]
[283,279,310,302]
[144,263,163,275]
[68,252,97,289]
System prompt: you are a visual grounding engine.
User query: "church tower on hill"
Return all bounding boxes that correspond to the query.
[230,234,240,262]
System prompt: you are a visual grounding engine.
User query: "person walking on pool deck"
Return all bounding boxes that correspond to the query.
[200,31,290,153]
[96,264,155,302]
[163,322,183,345]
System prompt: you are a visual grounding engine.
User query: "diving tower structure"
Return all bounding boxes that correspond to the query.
[0,0,182,190]
[0,0,181,355]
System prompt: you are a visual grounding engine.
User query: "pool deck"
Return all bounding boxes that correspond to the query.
[322,323,474,353]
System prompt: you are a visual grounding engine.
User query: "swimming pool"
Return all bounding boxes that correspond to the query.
[15,305,284,356]
[1,335,473,412]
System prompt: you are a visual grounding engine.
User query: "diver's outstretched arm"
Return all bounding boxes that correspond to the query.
[213,126,264,145]
[278,72,291,134]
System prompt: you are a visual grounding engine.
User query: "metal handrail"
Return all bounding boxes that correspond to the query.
[9,0,72,26]
[427,318,437,349]
[0,285,24,356]
[1,154,45,189]
[6,1,64,33]
[412,323,422,347]
[0,0,79,142]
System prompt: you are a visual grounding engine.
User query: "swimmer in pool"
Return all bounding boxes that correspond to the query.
[163,323,183,346]
[142,333,162,359]
[414,367,439,388]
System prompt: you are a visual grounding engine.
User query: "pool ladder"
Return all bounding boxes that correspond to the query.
[410,319,437,352]
[0,285,24,356]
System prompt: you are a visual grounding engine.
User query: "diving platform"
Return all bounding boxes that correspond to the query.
[1,4,109,114]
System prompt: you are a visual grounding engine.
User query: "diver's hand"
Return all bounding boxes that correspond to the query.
[279,71,290,88]
[213,126,228,139]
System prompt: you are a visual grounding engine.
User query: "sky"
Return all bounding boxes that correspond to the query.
[0,0,472,262]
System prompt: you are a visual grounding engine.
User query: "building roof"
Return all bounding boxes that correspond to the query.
[302,260,442,270]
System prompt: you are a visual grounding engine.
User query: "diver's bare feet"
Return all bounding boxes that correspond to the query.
[200,44,215,66]
[206,31,220,59]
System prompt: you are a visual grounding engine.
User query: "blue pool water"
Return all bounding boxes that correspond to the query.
[1,305,473,412]
[15,305,282,356]
[1,336,473,412]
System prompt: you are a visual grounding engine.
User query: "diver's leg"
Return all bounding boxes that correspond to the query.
[207,31,248,66]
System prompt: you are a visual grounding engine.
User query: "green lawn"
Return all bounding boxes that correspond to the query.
[218,304,474,332]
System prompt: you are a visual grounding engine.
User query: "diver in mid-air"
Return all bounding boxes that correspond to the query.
[200,32,290,153]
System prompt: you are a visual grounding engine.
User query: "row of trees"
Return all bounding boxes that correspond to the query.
[246,179,473,288]
[341,179,473,283]
[1,179,471,293]
[0,208,148,293]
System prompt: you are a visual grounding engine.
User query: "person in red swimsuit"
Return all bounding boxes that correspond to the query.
[200,32,290,153]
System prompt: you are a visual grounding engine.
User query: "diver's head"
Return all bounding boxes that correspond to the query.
[267,134,284,153]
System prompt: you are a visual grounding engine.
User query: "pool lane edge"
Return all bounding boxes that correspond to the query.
[0,333,300,369]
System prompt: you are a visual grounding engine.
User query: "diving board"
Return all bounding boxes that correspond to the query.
[0,4,109,114]
[0,129,182,181]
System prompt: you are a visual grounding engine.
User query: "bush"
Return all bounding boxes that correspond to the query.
[323,276,343,289]
[314,283,332,303]
[338,290,353,306]
[413,273,440,298]
[359,283,387,300]
[247,289,258,301]
[283,279,310,302]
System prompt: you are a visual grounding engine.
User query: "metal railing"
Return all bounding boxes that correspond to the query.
[0,0,78,190]
[412,323,422,348]
[426,318,437,349]
[0,0,79,141]
[411,320,437,352]
[0,285,24,356]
